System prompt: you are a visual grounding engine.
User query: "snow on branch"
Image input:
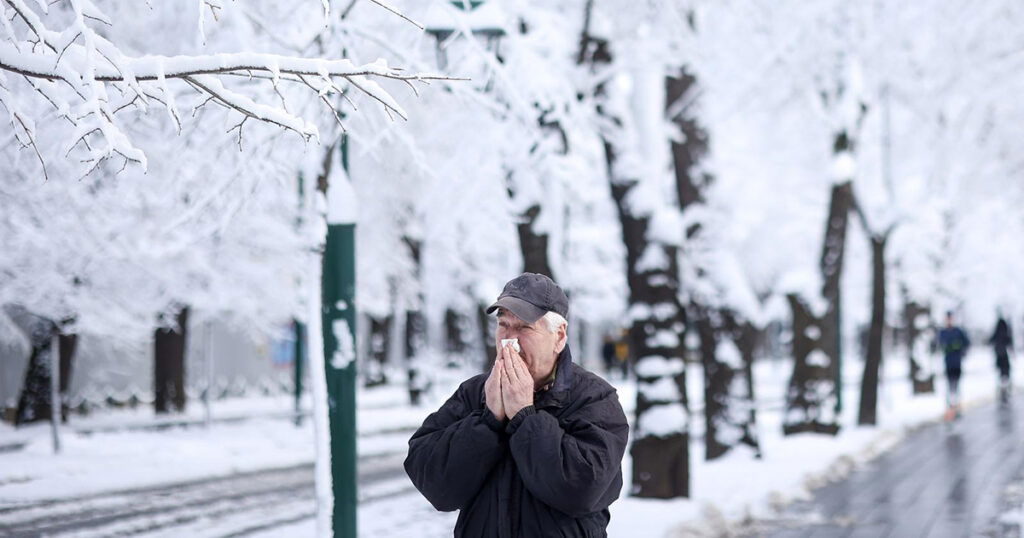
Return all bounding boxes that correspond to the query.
[0,0,459,177]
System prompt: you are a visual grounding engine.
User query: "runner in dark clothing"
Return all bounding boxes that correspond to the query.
[989,315,1013,402]
[938,311,970,418]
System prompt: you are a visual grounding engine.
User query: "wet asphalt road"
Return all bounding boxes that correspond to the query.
[752,394,1024,538]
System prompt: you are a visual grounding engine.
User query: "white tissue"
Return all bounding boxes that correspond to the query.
[500,338,521,353]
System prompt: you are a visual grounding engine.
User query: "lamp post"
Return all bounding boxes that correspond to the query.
[425,0,506,71]
[322,133,358,538]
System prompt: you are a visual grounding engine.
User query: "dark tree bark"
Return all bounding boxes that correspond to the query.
[697,307,763,460]
[783,180,852,436]
[57,332,77,421]
[577,0,690,497]
[784,295,840,435]
[607,149,689,497]
[14,314,78,426]
[667,67,759,460]
[858,234,887,425]
[154,306,189,414]
[695,307,730,460]
[516,204,554,278]
[477,303,497,373]
[904,300,935,394]
[726,315,762,458]
[15,317,56,425]
[402,236,428,405]
[444,308,467,354]
[668,72,709,213]
[364,315,392,387]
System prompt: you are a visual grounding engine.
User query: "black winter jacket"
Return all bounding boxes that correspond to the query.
[404,347,629,537]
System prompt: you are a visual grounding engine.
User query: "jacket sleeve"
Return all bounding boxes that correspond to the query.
[404,379,507,512]
[506,390,629,517]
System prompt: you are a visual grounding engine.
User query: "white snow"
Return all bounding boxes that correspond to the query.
[806,350,831,368]
[637,377,680,402]
[331,319,355,370]
[636,244,670,273]
[646,329,680,349]
[634,355,685,377]
[635,402,689,438]
[0,348,1014,537]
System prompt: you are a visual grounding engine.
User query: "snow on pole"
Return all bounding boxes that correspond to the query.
[49,333,60,454]
[307,260,333,538]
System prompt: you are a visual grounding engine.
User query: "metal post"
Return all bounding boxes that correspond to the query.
[204,321,213,428]
[49,333,61,454]
[294,320,306,426]
[323,133,357,537]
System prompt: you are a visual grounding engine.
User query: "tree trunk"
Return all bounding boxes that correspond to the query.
[154,306,189,414]
[477,303,497,373]
[402,236,428,405]
[667,68,758,461]
[699,308,762,460]
[516,204,554,278]
[15,317,56,425]
[728,316,762,458]
[405,309,427,404]
[578,1,689,497]
[904,300,935,394]
[611,178,689,498]
[444,308,467,354]
[695,307,729,460]
[858,235,887,425]
[783,181,852,436]
[57,332,78,421]
[364,315,392,387]
[784,295,840,435]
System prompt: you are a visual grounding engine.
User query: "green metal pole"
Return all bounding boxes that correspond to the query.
[294,320,305,427]
[322,133,357,537]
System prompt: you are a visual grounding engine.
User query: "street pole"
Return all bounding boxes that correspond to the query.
[49,333,61,454]
[322,133,357,537]
[294,319,306,427]
[204,321,214,428]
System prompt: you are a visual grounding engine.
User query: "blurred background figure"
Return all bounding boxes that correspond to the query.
[989,313,1014,403]
[939,311,971,420]
[602,334,617,377]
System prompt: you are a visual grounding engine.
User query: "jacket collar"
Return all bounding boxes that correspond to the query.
[536,345,574,410]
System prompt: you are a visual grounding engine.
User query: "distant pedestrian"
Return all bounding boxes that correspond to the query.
[601,334,617,376]
[615,329,630,378]
[989,314,1013,403]
[938,311,971,419]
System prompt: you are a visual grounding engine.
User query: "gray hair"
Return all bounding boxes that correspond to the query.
[542,311,568,334]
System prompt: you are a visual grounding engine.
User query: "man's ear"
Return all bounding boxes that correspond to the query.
[554,323,567,353]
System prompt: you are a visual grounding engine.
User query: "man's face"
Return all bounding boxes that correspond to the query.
[496,309,566,388]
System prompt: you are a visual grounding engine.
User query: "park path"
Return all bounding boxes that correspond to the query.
[752,394,1024,538]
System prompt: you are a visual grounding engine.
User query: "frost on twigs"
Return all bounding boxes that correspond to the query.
[0,0,457,178]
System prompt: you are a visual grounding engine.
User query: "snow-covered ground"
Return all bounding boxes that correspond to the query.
[0,349,1014,536]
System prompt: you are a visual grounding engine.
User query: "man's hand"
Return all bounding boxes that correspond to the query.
[500,344,534,418]
[485,354,505,421]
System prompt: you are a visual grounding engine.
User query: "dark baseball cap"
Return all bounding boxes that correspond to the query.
[486,273,569,323]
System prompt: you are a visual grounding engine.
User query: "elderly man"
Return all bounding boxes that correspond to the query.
[404,273,629,537]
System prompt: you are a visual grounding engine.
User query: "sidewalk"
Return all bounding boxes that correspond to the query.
[753,395,1024,537]
[0,384,440,504]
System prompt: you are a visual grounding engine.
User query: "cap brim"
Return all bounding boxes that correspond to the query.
[486,296,546,324]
